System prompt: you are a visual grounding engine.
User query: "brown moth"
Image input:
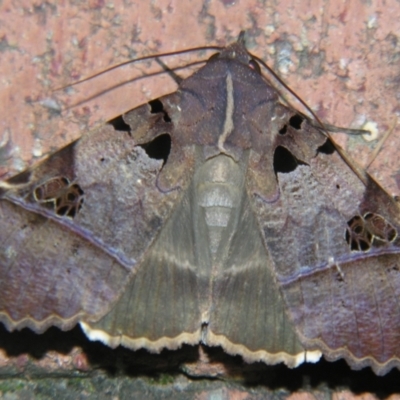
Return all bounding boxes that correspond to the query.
[1,34,400,376]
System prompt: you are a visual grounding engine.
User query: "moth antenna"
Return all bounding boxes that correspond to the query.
[155,58,183,85]
[62,60,207,111]
[237,31,367,138]
[252,54,374,139]
[53,46,222,92]
[307,121,371,136]
[251,54,326,130]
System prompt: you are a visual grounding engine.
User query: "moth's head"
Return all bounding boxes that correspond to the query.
[208,33,262,75]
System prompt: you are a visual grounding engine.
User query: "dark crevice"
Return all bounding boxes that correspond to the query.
[273,146,306,174]
[358,239,371,251]
[139,134,171,164]
[278,114,304,135]
[109,116,131,132]
[317,138,336,154]
[289,114,304,130]
[278,125,287,135]
[67,193,76,202]
[57,206,73,218]
[149,99,171,123]
[149,99,163,113]
[1,322,399,391]
[7,170,32,185]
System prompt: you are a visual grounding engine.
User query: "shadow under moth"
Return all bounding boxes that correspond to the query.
[1,33,399,376]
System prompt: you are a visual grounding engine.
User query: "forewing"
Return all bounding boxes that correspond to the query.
[0,96,195,334]
[249,103,400,375]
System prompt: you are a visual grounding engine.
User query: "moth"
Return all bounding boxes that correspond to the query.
[1,33,400,376]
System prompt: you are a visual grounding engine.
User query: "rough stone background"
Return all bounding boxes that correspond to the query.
[1,0,400,398]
